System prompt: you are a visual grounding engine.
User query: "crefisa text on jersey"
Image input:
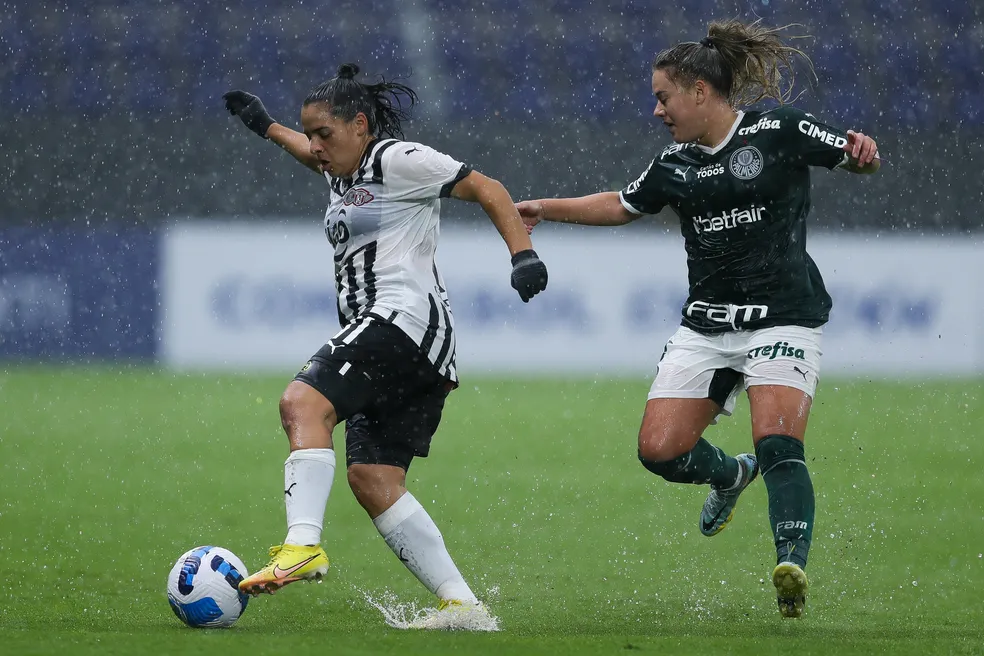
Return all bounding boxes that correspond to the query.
[737,117,780,136]
[692,205,766,234]
[798,120,848,148]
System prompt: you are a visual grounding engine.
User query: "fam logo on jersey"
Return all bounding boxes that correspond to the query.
[342,187,374,207]
[747,341,807,361]
[660,142,690,160]
[729,146,764,180]
[692,205,766,234]
[685,301,768,328]
[798,120,849,148]
[737,117,780,136]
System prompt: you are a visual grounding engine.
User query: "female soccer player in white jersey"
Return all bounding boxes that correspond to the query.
[222,63,548,629]
[518,20,879,619]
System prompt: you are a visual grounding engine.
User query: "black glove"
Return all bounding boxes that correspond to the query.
[223,90,275,139]
[510,249,548,302]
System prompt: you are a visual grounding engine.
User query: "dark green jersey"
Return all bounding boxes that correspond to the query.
[620,106,849,334]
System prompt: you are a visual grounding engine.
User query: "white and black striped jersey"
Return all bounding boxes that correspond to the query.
[322,138,470,382]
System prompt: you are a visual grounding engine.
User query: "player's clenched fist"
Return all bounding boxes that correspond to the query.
[515,200,544,235]
[510,249,548,302]
[223,90,276,139]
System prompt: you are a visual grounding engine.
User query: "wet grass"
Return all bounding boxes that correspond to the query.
[1,366,982,655]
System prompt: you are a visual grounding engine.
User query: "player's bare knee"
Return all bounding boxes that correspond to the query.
[279,382,337,436]
[638,426,685,463]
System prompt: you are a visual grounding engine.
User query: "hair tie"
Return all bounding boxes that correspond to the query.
[700,37,715,49]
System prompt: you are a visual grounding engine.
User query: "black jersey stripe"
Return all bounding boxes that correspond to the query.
[371,139,400,184]
[344,258,360,316]
[420,294,441,356]
[434,302,454,372]
[362,241,378,309]
[439,164,472,198]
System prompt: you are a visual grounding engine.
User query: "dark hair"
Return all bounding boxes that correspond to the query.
[303,63,418,139]
[653,19,813,107]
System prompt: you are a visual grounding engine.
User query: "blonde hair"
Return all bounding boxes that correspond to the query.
[653,19,814,107]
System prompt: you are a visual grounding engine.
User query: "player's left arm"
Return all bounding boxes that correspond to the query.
[841,130,881,175]
[780,106,880,175]
[451,171,548,302]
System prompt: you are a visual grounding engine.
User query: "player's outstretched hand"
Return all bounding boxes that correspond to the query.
[515,200,544,235]
[844,130,879,165]
[510,249,548,303]
[223,90,276,139]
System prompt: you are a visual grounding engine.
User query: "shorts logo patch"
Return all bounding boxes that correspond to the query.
[747,341,806,361]
[300,360,313,372]
[729,146,764,180]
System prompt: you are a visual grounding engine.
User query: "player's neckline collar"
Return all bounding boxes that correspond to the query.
[693,111,745,155]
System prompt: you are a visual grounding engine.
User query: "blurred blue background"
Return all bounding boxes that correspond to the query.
[0,0,981,229]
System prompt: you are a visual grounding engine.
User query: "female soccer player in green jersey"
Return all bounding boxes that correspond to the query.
[518,19,879,619]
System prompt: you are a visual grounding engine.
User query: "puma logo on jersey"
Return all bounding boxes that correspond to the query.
[404,147,421,155]
[342,187,374,207]
[673,167,690,181]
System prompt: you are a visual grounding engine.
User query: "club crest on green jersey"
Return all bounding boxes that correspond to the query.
[729,146,764,180]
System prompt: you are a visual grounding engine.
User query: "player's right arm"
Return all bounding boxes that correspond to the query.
[223,90,321,174]
[516,192,638,231]
[517,157,668,232]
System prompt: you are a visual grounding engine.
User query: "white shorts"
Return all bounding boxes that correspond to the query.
[648,324,823,419]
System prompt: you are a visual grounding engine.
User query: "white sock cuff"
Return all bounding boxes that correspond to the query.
[372,491,423,537]
[284,448,336,467]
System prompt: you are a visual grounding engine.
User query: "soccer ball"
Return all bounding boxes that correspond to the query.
[166,546,250,628]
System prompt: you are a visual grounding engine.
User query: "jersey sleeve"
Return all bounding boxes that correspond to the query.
[382,142,472,201]
[776,106,850,170]
[619,158,669,215]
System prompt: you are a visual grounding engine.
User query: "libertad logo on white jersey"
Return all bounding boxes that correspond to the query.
[729,146,764,180]
[692,205,766,234]
[342,187,374,206]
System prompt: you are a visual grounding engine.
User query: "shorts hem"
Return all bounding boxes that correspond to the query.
[743,380,816,398]
[647,390,720,401]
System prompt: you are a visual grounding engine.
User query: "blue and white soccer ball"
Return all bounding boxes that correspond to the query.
[167,546,250,628]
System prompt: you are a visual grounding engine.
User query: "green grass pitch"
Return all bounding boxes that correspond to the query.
[1,367,982,655]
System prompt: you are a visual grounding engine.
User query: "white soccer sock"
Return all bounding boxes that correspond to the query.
[372,491,477,603]
[283,448,336,546]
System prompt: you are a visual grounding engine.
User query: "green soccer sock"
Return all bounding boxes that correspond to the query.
[755,434,815,569]
[638,437,740,488]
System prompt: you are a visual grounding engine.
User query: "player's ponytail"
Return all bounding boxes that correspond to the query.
[303,63,418,139]
[653,19,813,108]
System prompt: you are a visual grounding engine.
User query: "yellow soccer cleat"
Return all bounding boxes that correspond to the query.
[772,561,808,618]
[408,599,499,631]
[238,544,329,596]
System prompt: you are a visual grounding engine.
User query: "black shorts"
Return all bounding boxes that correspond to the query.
[294,317,453,471]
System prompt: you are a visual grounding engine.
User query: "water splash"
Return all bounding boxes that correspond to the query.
[357,587,500,631]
